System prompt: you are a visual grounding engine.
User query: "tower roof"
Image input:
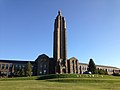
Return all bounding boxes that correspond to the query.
[58,10,62,16]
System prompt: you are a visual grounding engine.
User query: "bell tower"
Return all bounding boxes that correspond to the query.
[53,10,67,74]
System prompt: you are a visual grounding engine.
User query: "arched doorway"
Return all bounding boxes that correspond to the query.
[62,69,66,73]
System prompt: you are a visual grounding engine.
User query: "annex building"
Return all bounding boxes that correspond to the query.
[0,11,119,77]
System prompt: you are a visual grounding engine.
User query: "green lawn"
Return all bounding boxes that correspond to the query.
[0,75,120,90]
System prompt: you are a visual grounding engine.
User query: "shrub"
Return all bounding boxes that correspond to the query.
[113,73,120,76]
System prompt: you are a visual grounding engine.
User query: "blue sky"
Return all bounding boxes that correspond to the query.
[0,0,120,68]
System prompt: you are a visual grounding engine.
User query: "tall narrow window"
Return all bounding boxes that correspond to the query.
[19,65,21,69]
[72,61,74,73]
[2,64,4,69]
[76,60,78,73]
[6,64,8,69]
[10,64,12,68]
[22,65,25,68]
[9,64,12,69]
[16,65,18,67]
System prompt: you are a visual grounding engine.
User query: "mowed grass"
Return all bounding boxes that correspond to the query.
[0,75,120,90]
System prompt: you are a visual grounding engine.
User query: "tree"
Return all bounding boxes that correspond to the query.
[88,58,96,74]
[98,69,108,75]
[16,69,21,76]
[95,68,99,74]
[20,69,25,76]
[25,62,32,76]
[15,68,25,77]
[98,69,105,75]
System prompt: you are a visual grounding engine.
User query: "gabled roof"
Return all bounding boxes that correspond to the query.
[37,54,49,58]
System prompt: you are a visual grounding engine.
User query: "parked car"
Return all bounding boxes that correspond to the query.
[83,71,92,74]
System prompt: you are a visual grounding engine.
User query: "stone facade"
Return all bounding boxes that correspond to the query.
[35,54,50,75]
[67,57,79,74]
[0,11,119,77]
[79,63,120,74]
[0,58,119,77]
[35,54,55,75]
[53,10,67,74]
[0,62,14,77]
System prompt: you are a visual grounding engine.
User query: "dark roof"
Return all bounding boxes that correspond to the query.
[96,65,119,69]
[0,59,34,64]
[79,63,88,65]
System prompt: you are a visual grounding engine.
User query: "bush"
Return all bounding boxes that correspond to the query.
[113,73,120,76]
[95,69,108,75]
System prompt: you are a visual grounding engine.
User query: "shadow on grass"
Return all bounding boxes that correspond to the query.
[45,78,120,84]
[37,74,120,84]
[36,74,80,80]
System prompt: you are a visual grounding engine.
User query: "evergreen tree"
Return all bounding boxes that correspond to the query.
[25,62,32,76]
[88,58,96,74]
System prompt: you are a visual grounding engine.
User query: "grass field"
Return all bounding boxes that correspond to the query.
[0,75,120,90]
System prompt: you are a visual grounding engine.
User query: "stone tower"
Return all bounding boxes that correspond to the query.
[53,10,67,74]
